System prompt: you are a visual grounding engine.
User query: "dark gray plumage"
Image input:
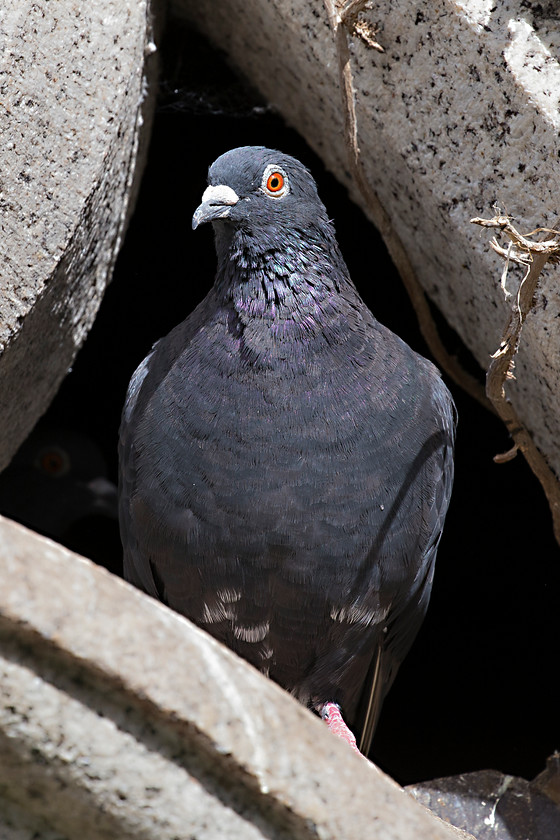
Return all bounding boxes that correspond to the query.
[118,146,456,754]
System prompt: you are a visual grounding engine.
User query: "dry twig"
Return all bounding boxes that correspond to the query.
[322,0,488,411]
[471,214,560,543]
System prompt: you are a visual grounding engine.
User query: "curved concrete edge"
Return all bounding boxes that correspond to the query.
[0,0,161,471]
[170,0,560,480]
[0,515,473,839]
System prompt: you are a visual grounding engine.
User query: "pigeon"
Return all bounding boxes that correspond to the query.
[118,146,456,755]
[0,425,118,538]
[0,425,120,571]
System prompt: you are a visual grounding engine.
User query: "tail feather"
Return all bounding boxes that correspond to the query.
[357,645,384,755]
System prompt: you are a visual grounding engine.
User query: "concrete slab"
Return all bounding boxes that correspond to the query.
[0,0,159,470]
[0,515,472,838]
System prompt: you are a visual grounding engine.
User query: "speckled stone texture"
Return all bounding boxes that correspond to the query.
[0,515,472,839]
[172,0,560,480]
[0,1,158,471]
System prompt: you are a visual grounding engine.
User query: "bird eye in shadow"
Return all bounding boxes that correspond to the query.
[35,446,71,478]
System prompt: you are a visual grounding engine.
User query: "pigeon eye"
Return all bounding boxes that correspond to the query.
[35,447,71,478]
[261,165,289,198]
[267,172,284,192]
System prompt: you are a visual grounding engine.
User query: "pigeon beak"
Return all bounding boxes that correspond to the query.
[192,184,240,229]
[85,476,119,519]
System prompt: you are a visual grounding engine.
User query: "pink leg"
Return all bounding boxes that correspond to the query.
[321,702,361,754]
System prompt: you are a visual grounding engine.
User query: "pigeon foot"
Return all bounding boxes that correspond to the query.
[321,702,361,754]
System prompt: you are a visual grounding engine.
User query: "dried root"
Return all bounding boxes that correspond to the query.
[471,214,560,543]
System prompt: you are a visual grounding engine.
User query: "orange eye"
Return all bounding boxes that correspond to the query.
[266,172,284,193]
[262,165,289,198]
[36,447,70,477]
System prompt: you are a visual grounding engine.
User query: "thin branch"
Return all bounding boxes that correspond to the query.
[322,0,489,411]
[338,0,370,25]
[471,216,560,259]
[472,215,560,543]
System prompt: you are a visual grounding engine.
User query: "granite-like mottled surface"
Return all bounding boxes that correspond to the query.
[172,0,560,480]
[0,1,158,470]
[0,515,472,839]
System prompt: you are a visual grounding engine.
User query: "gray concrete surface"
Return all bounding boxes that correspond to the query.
[0,0,158,471]
[0,515,472,839]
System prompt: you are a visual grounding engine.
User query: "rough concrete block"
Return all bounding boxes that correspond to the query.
[0,515,472,838]
[0,0,159,470]
[171,0,560,480]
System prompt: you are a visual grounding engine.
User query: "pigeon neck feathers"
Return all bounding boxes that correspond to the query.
[214,219,351,320]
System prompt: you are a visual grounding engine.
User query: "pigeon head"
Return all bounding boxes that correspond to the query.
[192,146,330,237]
[191,147,350,309]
